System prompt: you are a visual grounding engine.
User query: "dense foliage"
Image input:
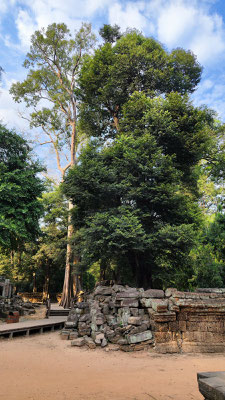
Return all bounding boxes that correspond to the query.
[2,23,225,295]
[0,125,44,252]
[63,92,218,289]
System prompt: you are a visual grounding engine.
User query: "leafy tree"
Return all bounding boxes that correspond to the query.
[63,91,216,288]
[0,124,44,263]
[99,24,121,43]
[10,23,95,307]
[79,29,202,139]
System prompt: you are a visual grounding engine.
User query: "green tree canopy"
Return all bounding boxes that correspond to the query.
[0,124,44,252]
[79,29,202,139]
[63,92,216,289]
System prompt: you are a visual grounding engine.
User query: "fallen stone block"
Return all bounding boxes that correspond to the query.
[69,331,79,340]
[61,330,70,340]
[71,338,85,347]
[141,289,164,299]
[126,330,152,344]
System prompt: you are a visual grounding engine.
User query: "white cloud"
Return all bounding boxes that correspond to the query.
[15,9,37,50]
[155,1,225,64]
[108,1,148,32]
[193,75,225,120]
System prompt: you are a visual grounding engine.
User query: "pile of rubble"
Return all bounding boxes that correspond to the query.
[62,284,225,353]
[62,284,164,351]
[0,295,38,318]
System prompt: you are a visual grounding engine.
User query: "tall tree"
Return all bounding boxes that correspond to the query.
[10,23,95,307]
[0,124,44,266]
[63,93,217,289]
[79,29,202,139]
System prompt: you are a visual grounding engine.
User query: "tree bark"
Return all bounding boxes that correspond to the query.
[60,200,74,308]
[33,272,37,293]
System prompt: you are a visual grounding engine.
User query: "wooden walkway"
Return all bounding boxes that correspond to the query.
[0,316,67,339]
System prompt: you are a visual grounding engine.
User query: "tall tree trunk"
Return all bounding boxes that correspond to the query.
[10,250,14,269]
[60,200,74,308]
[43,262,50,302]
[33,272,37,293]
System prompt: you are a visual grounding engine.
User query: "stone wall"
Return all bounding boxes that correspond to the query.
[63,285,225,353]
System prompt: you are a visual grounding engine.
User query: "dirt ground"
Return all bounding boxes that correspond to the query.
[0,332,224,400]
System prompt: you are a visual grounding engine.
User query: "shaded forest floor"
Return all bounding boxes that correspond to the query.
[0,331,224,399]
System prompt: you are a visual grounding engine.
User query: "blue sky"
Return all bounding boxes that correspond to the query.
[1,0,225,174]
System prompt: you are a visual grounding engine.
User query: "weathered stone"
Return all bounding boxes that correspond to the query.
[61,330,70,340]
[140,298,153,308]
[127,316,142,325]
[68,312,78,323]
[126,330,152,344]
[129,323,149,334]
[65,321,77,329]
[79,314,91,322]
[69,331,79,340]
[117,307,131,326]
[165,288,177,298]
[96,315,105,325]
[141,289,164,299]
[94,286,112,296]
[94,333,105,345]
[154,331,173,343]
[101,337,108,347]
[130,308,139,316]
[84,336,96,349]
[117,338,128,345]
[116,289,140,300]
[106,315,117,326]
[71,338,85,347]
[106,329,115,340]
[79,328,91,336]
[102,304,109,315]
[121,298,139,307]
[110,335,123,344]
[151,299,168,313]
[111,284,125,292]
[148,310,176,322]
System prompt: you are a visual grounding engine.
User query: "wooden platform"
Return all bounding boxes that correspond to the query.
[0,316,67,339]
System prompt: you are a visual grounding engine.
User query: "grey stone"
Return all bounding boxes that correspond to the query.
[71,338,85,347]
[127,330,152,344]
[79,313,91,322]
[117,307,131,326]
[65,321,77,329]
[127,316,142,325]
[116,290,140,300]
[61,330,70,340]
[94,286,112,295]
[101,337,108,347]
[94,333,105,345]
[84,336,96,349]
[130,308,139,316]
[141,289,164,298]
[69,331,78,340]
[140,298,153,308]
[121,298,139,307]
[111,284,125,292]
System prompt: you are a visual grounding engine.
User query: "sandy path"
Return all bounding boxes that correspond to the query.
[0,332,224,400]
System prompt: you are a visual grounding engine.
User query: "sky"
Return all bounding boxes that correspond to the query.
[1,0,225,174]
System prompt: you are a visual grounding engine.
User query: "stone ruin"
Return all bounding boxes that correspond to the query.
[0,277,38,319]
[0,276,13,299]
[62,284,225,353]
